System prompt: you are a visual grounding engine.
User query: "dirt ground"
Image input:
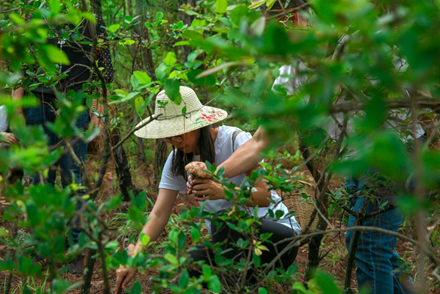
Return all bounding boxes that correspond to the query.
[1,159,439,294]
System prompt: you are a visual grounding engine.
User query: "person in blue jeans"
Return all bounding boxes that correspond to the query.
[12,12,114,275]
[22,101,90,242]
[345,176,416,294]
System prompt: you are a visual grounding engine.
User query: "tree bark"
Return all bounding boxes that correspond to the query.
[300,142,331,282]
[81,249,97,294]
[136,136,147,167]
[177,0,196,61]
[127,0,133,16]
[90,0,102,16]
[112,129,138,201]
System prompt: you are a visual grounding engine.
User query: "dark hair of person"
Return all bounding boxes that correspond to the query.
[171,126,216,177]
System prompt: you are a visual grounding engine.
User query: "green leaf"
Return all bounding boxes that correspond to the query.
[130,74,143,91]
[202,264,212,279]
[178,269,190,289]
[135,96,145,116]
[356,94,386,133]
[292,281,309,293]
[123,39,135,45]
[164,253,179,266]
[258,288,268,294]
[187,51,199,63]
[108,24,120,32]
[155,63,168,81]
[164,52,177,66]
[49,0,61,15]
[174,41,191,46]
[37,47,56,73]
[9,13,25,25]
[368,132,411,182]
[177,231,186,249]
[230,4,248,26]
[114,89,129,97]
[105,195,122,211]
[185,10,202,16]
[133,71,152,85]
[138,93,154,117]
[313,271,341,294]
[105,241,119,251]
[109,92,140,105]
[191,227,200,243]
[0,228,8,237]
[140,233,151,245]
[43,44,70,65]
[187,70,216,87]
[26,200,40,225]
[208,275,221,292]
[156,11,164,21]
[130,281,142,294]
[164,79,182,105]
[215,0,228,14]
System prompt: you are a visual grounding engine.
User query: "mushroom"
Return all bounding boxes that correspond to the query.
[185,161,211,179]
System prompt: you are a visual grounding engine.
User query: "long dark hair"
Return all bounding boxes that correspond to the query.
[171,126,216,177]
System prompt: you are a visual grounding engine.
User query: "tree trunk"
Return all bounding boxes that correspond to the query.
[90,0,102,16]
[304,212,329,281]
[136,136,147,167]
[112,129,137,201]
[177,0,196,61]
[300,142,331,282]
[81,249,97,294]
[127,0,133,16]
[142,28,156,79]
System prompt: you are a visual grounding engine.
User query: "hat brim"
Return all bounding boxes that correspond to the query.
[134,106,228,139]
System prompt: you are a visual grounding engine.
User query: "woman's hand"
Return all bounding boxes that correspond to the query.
[191,178,225,201]
[115,243,137,294]
[0,132,18,144]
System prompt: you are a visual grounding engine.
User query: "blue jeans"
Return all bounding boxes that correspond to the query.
[23,101,89,244]
[345,179,415,294]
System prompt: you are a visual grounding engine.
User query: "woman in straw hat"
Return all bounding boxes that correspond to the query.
[115,86,301,292]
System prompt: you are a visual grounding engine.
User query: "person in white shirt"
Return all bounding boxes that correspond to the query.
[0,105,19,147]
[188,6,422,294]
[115,86,301,293]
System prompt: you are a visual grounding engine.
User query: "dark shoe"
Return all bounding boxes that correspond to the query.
[69,254,85,276]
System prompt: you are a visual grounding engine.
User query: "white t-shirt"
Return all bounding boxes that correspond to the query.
[159,125,302,234]
[0,105,8,147]
[0,105,7,132]
[273,56,427,143]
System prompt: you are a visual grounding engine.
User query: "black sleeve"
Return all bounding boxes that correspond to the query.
[95,15,114,83]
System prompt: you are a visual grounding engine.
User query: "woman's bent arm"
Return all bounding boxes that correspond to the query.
[218,127,270,179]
[115,188,178,293]
[133,188,178,254]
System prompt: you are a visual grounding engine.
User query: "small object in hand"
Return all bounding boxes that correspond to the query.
[185,161,211,179]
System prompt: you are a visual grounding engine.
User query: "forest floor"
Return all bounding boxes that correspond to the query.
[1,155,440,293]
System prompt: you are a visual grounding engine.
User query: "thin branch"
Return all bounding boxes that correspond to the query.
[331,97,440,114]
[0,7,20,14]
[111,113,162,152]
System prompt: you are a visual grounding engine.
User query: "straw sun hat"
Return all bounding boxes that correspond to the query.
[134,86,228,139]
